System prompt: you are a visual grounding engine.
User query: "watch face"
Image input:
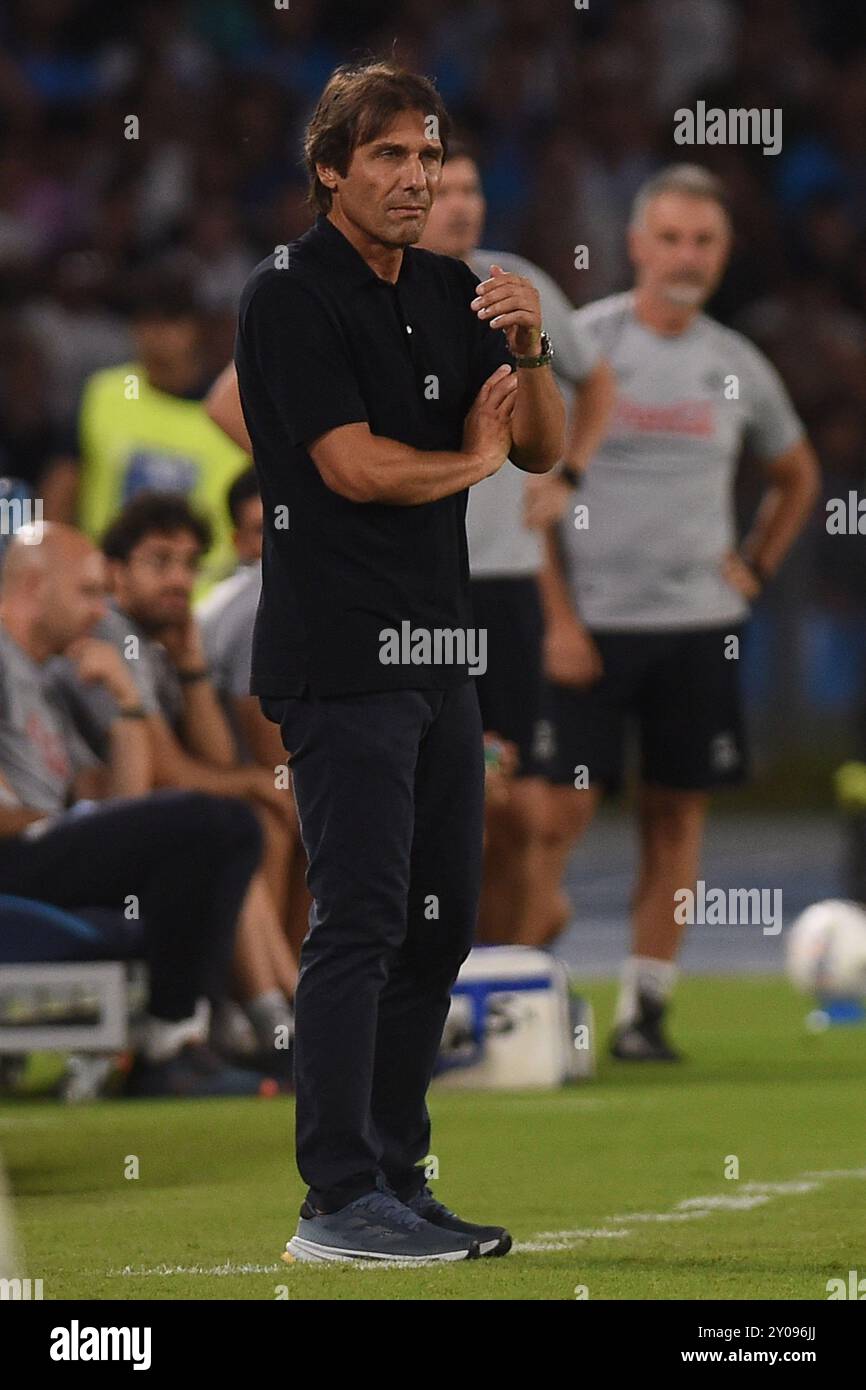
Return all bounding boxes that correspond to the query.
[518,333,552,363]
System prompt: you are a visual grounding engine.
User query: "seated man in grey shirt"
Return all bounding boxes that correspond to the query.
[59,491,300,1062]
[195,469,310,963]
[0,523,272,1098]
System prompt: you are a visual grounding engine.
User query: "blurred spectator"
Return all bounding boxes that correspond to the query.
[0,325,74,509]
[196,468,311,961]
[62,267,249,584]
[195,467,263,760]
[0,0,862,739]
[57,492,300,1067]
[21,250,132,431]
[0,522,276,1098]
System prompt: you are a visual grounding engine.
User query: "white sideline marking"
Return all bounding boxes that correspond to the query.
[741,1181,818,1196]
[532,1228,631,1241]
[115,1262,281,1277]
[512,1240,575,1253]
[677,1195,770,1211]
[513,1165,866,1257]
[108,1165,866,1277]
[801,1167,866,1180]
[611,1211,711,1224]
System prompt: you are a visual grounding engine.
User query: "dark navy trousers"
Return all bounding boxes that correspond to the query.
[263,682,485,1212]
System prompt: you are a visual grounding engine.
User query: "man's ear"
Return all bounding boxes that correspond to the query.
[315,162,339,194]
[103,557,124,596]
[626,225,642,271]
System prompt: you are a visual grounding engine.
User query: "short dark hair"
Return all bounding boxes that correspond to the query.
[444,135,479,168]
[304,60,451,214]
[227,467,260,527]
[128,266,200,323]
[102,492,212,562]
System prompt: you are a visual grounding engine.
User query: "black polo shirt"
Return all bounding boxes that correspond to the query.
[235,212,513,697]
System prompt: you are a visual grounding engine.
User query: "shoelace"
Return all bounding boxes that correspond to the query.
[409,1186,455,1220]
[359,1190,428,1232]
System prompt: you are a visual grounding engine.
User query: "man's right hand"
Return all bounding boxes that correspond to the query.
[462,364,518,478]
[523,471,574,531]
[66,636,141,710]
[544,618,603,688]
[242,764,295,823]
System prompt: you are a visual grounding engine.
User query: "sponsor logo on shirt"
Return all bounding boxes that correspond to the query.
[25,712,71,782]
[611,396,715,438]
[710,731,740,773]
[122,451,199,501]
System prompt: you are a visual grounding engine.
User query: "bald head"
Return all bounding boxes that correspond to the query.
[0,523,108,660]
[1,523,97,595]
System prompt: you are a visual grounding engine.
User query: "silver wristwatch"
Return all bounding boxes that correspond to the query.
[514,331,554,368]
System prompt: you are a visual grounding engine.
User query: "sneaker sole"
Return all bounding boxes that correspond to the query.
[609,1043,682,1062]
[285,1236,480,1264]
[480,1232,512,1257]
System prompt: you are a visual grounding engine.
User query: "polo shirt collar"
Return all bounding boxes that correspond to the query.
[311,213,414,288]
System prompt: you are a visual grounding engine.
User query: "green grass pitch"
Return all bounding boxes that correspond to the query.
[2,976,865,1300]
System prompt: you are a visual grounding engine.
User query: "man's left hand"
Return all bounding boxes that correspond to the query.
[523,471,573,530]
[157,616,208,675]
[722,551,763,600]
[471,265,543,357]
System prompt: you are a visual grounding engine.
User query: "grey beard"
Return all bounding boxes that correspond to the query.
[662,281,707,306]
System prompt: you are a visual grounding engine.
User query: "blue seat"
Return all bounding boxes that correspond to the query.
[0,896,145,964]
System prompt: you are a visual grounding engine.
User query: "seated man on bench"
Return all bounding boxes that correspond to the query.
[0,522,279,1098]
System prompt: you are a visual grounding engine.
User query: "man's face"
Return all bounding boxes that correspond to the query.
[234,495,263,565]
[110,529,201,630]
[39,547,108,653]
[419,156,485,260]
[321,109,444,248]
[133,315,199,372]
[629,193,732,308]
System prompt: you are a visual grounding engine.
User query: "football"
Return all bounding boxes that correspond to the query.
[786,900,866,999]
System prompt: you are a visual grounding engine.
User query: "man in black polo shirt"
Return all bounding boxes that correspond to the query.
[236,61,563,1264]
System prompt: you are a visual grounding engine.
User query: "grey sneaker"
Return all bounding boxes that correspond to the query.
[403,1185,512,1257]
[285,1190,481,1263]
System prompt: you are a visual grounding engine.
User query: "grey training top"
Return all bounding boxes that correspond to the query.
[195,562,261,760]
[465,249,599,580]
[558,292,805,630]
[51,607,186,752]
[196,562,260,699]
[47,606,185,762]
[0,625,98,813]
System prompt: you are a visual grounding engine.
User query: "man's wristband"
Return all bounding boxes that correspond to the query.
[742,556,772,590]
[178,668,210,684]
[559,465,583,488]
[513,331,554,368]
[116,705,148,719]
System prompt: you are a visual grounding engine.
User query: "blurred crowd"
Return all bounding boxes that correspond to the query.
[0,0,865,722]
[0,0,864,1097]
